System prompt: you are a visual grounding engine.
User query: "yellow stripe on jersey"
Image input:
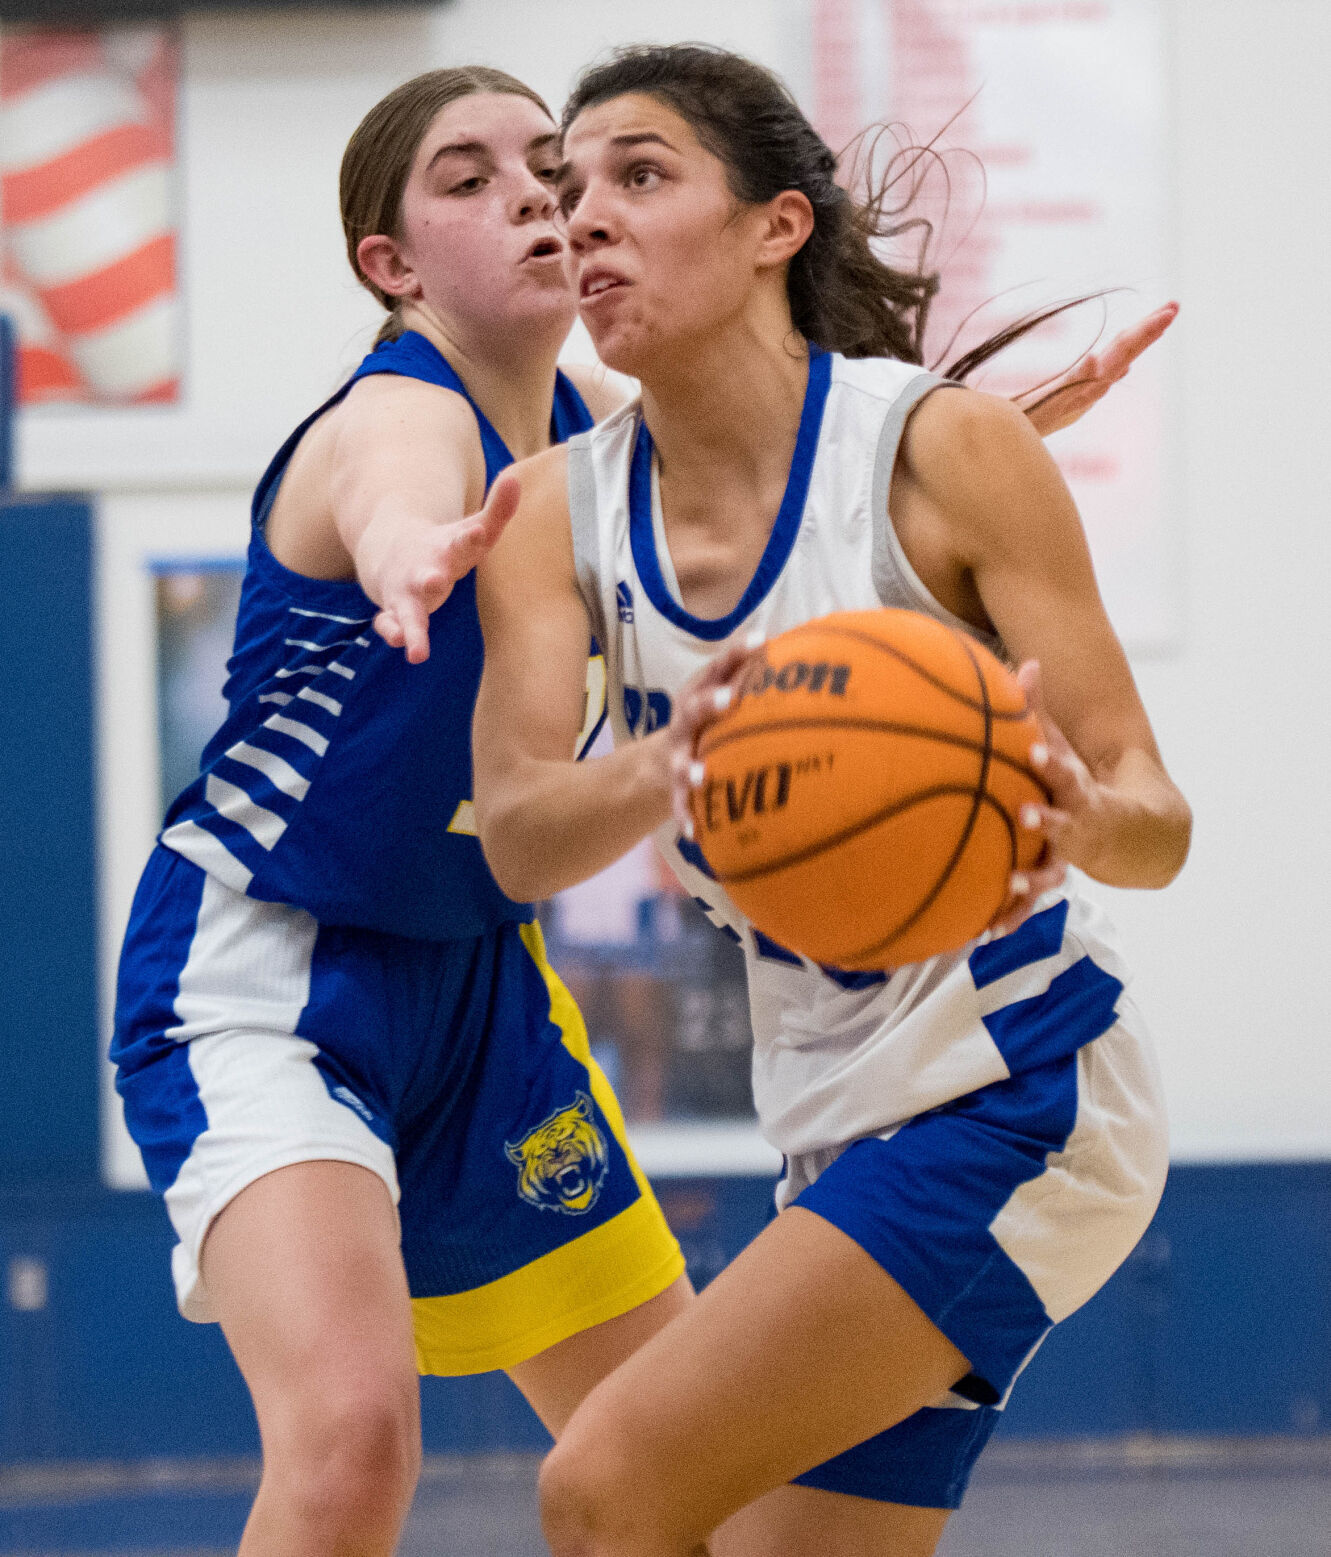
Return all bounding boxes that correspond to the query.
[411,920,685,1376]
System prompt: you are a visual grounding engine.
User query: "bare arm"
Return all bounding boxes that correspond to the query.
[897,388,1191,893]
[270,374,519,662]
[471,448,672,901]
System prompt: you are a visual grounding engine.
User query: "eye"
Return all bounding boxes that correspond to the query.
[450,176,487,195]
[556,185,583,219]
[536,165,560,183]
[626,162,663,192]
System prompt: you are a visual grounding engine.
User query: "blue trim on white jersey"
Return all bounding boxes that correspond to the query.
[627,347,832,641]
[983,954,1123,1074]
[969,899,1070,989]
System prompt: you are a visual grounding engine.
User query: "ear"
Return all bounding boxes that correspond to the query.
[574,1091,594,1119]
[755,189,815,271]
[505,1139,526,1165]
[357,232,422,302]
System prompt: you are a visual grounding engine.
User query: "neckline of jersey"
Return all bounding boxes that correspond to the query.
[627,346,832,642]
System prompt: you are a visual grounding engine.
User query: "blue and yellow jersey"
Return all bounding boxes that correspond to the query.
[160,330,595,940]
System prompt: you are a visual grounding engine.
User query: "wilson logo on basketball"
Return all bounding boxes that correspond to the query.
[744,659,851,698]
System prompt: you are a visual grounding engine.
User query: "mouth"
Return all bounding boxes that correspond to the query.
[522,236,563,263]
[580,268,629,302]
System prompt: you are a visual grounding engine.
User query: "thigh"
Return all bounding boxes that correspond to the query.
[202,1159,419,1434]
[548,1205,970,1543]
[508,1272,694,1436]
[714,1485,948,1557]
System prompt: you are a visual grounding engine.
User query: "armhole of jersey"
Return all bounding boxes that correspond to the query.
[869,375,1004,654]
[566,433,609,650]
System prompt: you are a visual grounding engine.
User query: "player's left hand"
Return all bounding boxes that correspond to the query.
[989,659,1096,936]
[664,635,764,839]
[1018,301,1178,438]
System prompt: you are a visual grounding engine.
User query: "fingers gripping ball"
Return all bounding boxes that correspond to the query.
[689,609,1049,970]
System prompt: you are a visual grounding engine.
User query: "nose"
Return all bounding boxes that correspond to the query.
[514,167,555,225]
[564,181,616,254]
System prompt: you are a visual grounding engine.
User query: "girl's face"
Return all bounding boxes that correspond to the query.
[558,94,777,376]
[386,92,576,342]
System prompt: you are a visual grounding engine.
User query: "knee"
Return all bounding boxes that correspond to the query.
[539,1436,631,1557]
[540,1433,687,1557]
[267,1369,421,1533]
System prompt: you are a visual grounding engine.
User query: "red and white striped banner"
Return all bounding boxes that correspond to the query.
[0,27,179,405]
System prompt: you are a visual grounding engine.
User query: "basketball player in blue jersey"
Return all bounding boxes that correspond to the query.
[462,46,1192,1557]
[111,68,695,1557]
[111,59,1174,1557]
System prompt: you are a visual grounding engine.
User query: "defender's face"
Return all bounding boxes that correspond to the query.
[394,92,575,337]
[558,94,767,376]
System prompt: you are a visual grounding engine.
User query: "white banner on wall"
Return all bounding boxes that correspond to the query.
[813,0,1176,650]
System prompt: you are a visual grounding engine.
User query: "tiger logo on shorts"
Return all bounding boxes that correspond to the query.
[505,1092,610,1215]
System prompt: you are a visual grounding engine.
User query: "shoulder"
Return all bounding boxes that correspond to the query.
[896,383,1080,566]
[899,383,1046,495]
[315,371,486,494]
[561,360,636,422]
[902,384,1046,467]
[333,369,483,444]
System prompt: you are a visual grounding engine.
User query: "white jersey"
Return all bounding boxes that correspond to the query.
[567,349,1148,1160]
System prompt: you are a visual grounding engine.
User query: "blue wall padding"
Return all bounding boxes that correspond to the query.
[0,496,100,1187]
[1,1164,1329,1463]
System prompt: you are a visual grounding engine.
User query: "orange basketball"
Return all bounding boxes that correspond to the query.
[688,608,1049,970]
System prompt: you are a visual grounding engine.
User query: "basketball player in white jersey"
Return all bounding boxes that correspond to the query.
[458,44,1191,1557]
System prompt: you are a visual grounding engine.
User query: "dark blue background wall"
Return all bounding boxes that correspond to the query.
[0,494,100,1189]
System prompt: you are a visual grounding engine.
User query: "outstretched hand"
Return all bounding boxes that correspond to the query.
[1020,302,1178,438]
[368,470,521,663]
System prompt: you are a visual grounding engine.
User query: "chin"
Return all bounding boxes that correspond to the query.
[584,325,646,378]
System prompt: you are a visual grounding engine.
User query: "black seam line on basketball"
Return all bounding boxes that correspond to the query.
[842,792,1016,965]
[839,635,996,965]
[788,623,1029,719]
[700,716,1041,786]
[857,631,993,962]
[717,783,996,886]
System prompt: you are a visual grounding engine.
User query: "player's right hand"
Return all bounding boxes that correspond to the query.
[364,471,521,663]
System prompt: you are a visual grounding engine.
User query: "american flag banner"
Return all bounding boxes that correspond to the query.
[0,26,179,405]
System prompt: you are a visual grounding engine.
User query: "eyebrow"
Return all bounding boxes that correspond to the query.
[425,131,559,175]
[554,130,679,184]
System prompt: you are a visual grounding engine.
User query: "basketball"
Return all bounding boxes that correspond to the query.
[689,608,1049,970]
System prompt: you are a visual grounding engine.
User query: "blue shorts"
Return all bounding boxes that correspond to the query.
[112,846,684,1375]
[786,987,1168,1508]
